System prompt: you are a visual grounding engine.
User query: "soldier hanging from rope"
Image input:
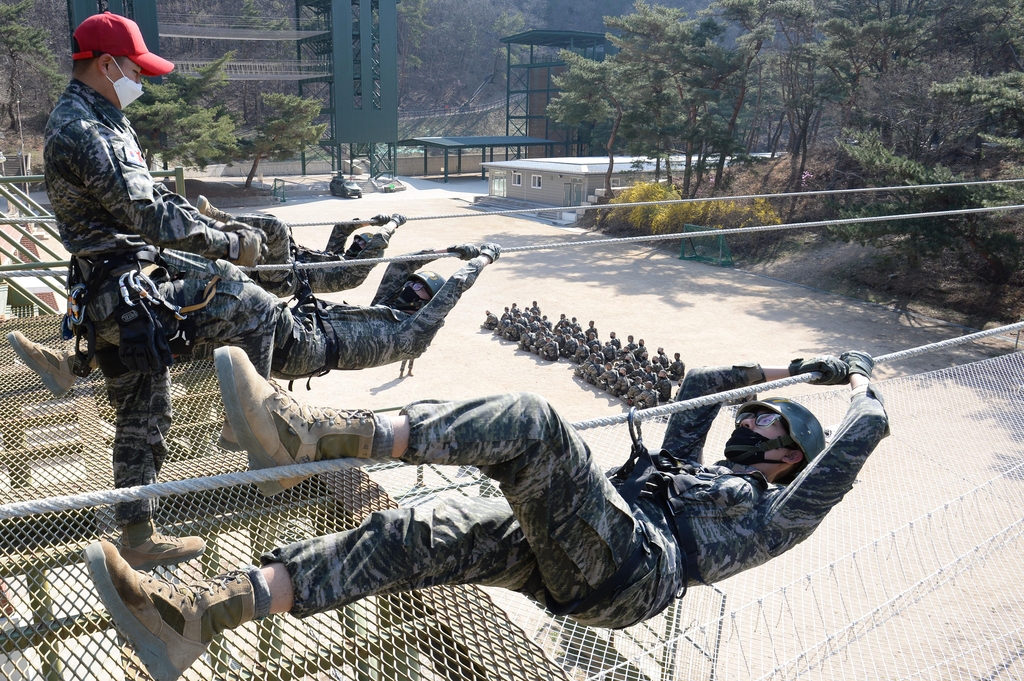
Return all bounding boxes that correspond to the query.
[83,348,888,681]
[20,12,499,572]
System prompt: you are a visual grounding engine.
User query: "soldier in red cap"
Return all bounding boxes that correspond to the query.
[39,13,291,570]
[36,12,503,572]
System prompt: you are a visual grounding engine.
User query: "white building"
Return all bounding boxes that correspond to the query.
[481,156,665,208]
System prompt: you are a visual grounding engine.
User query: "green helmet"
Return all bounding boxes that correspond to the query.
[408,270,446,298]
[734,397,825,479]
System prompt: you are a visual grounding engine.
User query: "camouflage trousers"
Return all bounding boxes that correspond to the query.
[92,251,295,526]
[234,215,376,297]
[262,392,669,629]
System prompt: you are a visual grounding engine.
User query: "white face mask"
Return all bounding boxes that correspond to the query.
[105,59,144,109]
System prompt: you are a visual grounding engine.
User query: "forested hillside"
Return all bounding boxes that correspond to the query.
[3,0,1023,322]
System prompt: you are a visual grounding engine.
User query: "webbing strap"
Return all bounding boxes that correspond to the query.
[178,276,221,314]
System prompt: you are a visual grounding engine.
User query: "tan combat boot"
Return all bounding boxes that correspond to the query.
[118,521,207,571]
[7,331,77,397]
[213,346,375,496]
[84,540,254,681]
[196,195,234,224]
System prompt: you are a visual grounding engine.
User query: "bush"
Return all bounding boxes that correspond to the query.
[607,182,782,235]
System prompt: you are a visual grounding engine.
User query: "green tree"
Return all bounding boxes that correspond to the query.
[131,56,238,168]
[836,131,1023,282]
[548,53,629,194]
[0,0,62,131]
[932,70,1024,152]
[397,0,432,104]
[239,92,326,188]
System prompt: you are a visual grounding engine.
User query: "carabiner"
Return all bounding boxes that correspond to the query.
[67,283,87,325]
[118,272,136,306]
[628,407,644,450]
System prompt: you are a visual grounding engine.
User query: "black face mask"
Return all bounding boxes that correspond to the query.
[391,284,425,311]
[344,239,366,260]
[723,427,796,465]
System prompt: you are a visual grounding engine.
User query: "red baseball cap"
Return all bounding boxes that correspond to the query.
[72,12,174,77]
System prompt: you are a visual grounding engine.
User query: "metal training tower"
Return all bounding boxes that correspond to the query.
[64,0,399,177]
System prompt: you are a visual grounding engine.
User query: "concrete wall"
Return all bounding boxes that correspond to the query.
[396,154,487,176]
[183,161,334,179]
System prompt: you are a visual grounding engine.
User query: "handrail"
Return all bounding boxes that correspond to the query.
[0,168,185,196]
[0,168,184,316]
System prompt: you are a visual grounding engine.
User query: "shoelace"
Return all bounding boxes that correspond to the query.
[268,385,363,431]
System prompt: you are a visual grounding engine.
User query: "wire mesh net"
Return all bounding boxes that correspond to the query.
[1,313,1023,681]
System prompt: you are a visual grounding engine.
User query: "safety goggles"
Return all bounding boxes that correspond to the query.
[736,412,784,428]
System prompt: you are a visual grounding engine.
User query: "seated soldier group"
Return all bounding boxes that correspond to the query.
[482,303,686,408]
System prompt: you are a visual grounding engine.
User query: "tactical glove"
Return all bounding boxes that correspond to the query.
[788,355,849,385]
[447,243,480,260]
[371,214,399,226]
[391,213,407,227]
[116,299,173,373]
[480,243,501,262]
[840,351,875,379]
[224,227,267,267]
[219,220,253,233]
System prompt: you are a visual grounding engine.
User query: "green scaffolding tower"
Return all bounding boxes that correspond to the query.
[296,0,398,176]
[65,0,399,177]
[501,30,607,158]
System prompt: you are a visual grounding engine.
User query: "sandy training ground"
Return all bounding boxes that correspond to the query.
[242,176,1013,421]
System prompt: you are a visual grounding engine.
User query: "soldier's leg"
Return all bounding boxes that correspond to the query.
[91,328,206,570]
[224,214,300,297]
[264,496,534,617]
[157,253,292,378]
[216,352,653,622]
[231,214,382,296]
[394,393,641,610]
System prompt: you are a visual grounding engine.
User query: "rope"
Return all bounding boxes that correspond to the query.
[3,203,1024,279]
[5,176,1024,228]
[2,319,1022,520]
[571,319,1024,430]
[0,459,369,520]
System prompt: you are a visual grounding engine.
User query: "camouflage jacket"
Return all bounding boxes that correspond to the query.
[613,364,889,623]
[279,251,489,372]
[44,80,230,261]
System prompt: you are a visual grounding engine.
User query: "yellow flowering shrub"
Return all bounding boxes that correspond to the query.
[608,183,782,234]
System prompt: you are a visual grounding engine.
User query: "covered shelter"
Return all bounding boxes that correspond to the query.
[396,136,557,182]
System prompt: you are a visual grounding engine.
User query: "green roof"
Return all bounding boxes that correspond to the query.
[500,30,606,48]
[397,136,556,149]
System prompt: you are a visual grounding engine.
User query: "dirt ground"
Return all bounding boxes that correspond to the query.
[221,176,1018,422]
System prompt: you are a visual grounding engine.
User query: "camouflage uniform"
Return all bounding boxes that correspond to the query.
[656,376,673,403]
[635,385,659,410]
[273,251,493,379]
[506,322,525,342]
[540,337,560,361]
[598,367,618,393]
[45,81,299,525]
[668,358,686,381]
[584,359,601,385]
[264,369,887,629]
[561,335,578,359]
[634,343,649,362]
[230,214,398,298]
[483,311,499,330]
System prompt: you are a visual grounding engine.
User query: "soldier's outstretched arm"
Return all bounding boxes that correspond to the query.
[660,363,770,463]
[370,248,446,305]
[760,371,888,551]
